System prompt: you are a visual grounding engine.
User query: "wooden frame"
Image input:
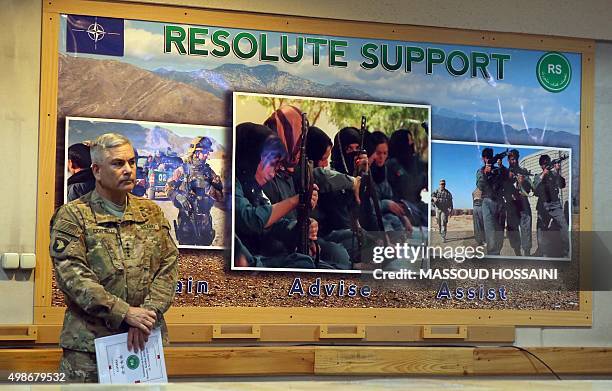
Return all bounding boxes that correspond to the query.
[34,0,594,343]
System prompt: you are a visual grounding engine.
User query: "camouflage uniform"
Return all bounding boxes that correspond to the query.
[50,189,179,382]
[431,188,453,240]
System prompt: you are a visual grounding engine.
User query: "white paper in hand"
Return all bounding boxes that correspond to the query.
[94,328,168,384]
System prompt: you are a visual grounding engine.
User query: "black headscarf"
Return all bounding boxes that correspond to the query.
[306,126,332,165]
[366,131,389,184]
[331,127,361,175]
[388,128,415,169]
[235,122,287,181]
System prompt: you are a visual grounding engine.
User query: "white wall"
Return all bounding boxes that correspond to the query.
[1,0,610,345]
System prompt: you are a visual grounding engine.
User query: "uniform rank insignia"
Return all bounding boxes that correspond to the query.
[53,237,70,253]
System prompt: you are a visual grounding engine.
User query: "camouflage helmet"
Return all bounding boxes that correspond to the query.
[187,136,213,157]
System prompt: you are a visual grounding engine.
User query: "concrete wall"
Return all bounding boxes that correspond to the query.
[1,0,610,345]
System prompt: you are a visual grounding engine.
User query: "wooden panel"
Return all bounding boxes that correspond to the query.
[0,326,37,341]
[365,326,422,341]
[315,347,473,375]
[260,325,319,341]
[165,347,314,376]
[473,347,612,375]
[1,347,611,375]
[35,10,61,308]
[467,326,515,342]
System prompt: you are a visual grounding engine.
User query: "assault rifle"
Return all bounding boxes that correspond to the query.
[296,113,319,264]
[509,165,534,177]
[545,154,569,170]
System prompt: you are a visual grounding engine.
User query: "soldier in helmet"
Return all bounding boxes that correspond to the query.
[166,137,223,246]
[431,179,453,242]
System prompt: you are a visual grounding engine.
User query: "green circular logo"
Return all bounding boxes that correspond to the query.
[537,52,571,93]
[126,354,140,370]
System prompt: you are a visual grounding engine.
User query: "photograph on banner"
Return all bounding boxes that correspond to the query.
[231,92,431,273]
[430,140,572,261]
[65,117,230,249]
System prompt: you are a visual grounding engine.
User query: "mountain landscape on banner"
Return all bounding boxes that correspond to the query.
[58,54,228,126]
[154,63,374,101]
[59,54,579,151]
[68,120,226,159]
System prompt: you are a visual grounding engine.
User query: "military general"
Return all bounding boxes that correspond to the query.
[50,133,179,382]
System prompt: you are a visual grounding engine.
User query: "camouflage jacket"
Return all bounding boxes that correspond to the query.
[50,189,179,352]
[431,188,453,211]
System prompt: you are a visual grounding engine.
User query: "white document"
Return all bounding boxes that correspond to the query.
[94,328,168,384]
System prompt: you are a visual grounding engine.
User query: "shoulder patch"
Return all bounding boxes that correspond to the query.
[52,236,70,253]
[52,219,82,238]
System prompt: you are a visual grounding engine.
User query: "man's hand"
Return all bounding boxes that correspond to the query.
[310,184,319,209]
[125,306,156,334]
[352,176,362,204]
[127,326,149,353]
[308,218,318,241]
[354,153,368,174]
[388,201,405,216]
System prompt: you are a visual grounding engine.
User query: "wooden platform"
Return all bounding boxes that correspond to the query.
[1,347,611,377]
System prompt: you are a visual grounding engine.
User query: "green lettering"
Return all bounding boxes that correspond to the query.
[232,32,258,59]
[189,27,208,56]
[281,35,304,63]
[329,39,348,67]
[164,25,186,54]
[381,44,402,71]
[491,53,511,79]
[426,48,445,74]
[211,29,230,57]
[360,43,379,70]
[306,37,328,65]
[405,46,424,73]
[471,51,490,78]
[259,33,279,62]
[446,50,469,76]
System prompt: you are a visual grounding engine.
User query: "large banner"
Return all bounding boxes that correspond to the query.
[53,14,582,310]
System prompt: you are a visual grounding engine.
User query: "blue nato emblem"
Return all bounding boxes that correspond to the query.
[66,15,124,56]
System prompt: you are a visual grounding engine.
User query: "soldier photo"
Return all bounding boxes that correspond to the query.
[431,179,453,242]
[505,149,533,256]
[50,133,179,382]
[166,137,224,246]
[472,187,485,246]
[534,153,569,257]
[476,147,506,255]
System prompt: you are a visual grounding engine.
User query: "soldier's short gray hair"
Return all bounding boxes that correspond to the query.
[90,133,133,164]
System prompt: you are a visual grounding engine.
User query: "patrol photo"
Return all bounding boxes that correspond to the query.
[65,117,230,249]
[231,92,431,273]
[430,140,573,260]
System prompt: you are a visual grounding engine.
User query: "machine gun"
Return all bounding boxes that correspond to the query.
[545,154,569,171]
[295,113,319,263]
[509,165,534,178]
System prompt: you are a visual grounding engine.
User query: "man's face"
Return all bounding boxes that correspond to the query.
[257,157,281,184]
[439,181,446,190]
[317,146,332,168]
[195,150,209,161]
[345,143,360,154]
[372,143,388,167]
[508,155,518,166]
[92,144,136,194]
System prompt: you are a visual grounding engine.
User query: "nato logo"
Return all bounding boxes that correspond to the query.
[66,15,124,56]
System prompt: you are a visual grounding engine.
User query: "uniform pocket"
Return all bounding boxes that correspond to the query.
[84,230,123,283]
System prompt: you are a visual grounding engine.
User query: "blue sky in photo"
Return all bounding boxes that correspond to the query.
[431,142,552,209]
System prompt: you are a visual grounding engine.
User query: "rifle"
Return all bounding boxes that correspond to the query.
[295,113,319,264]
[509,165,534,177]
[545,154,569,170]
